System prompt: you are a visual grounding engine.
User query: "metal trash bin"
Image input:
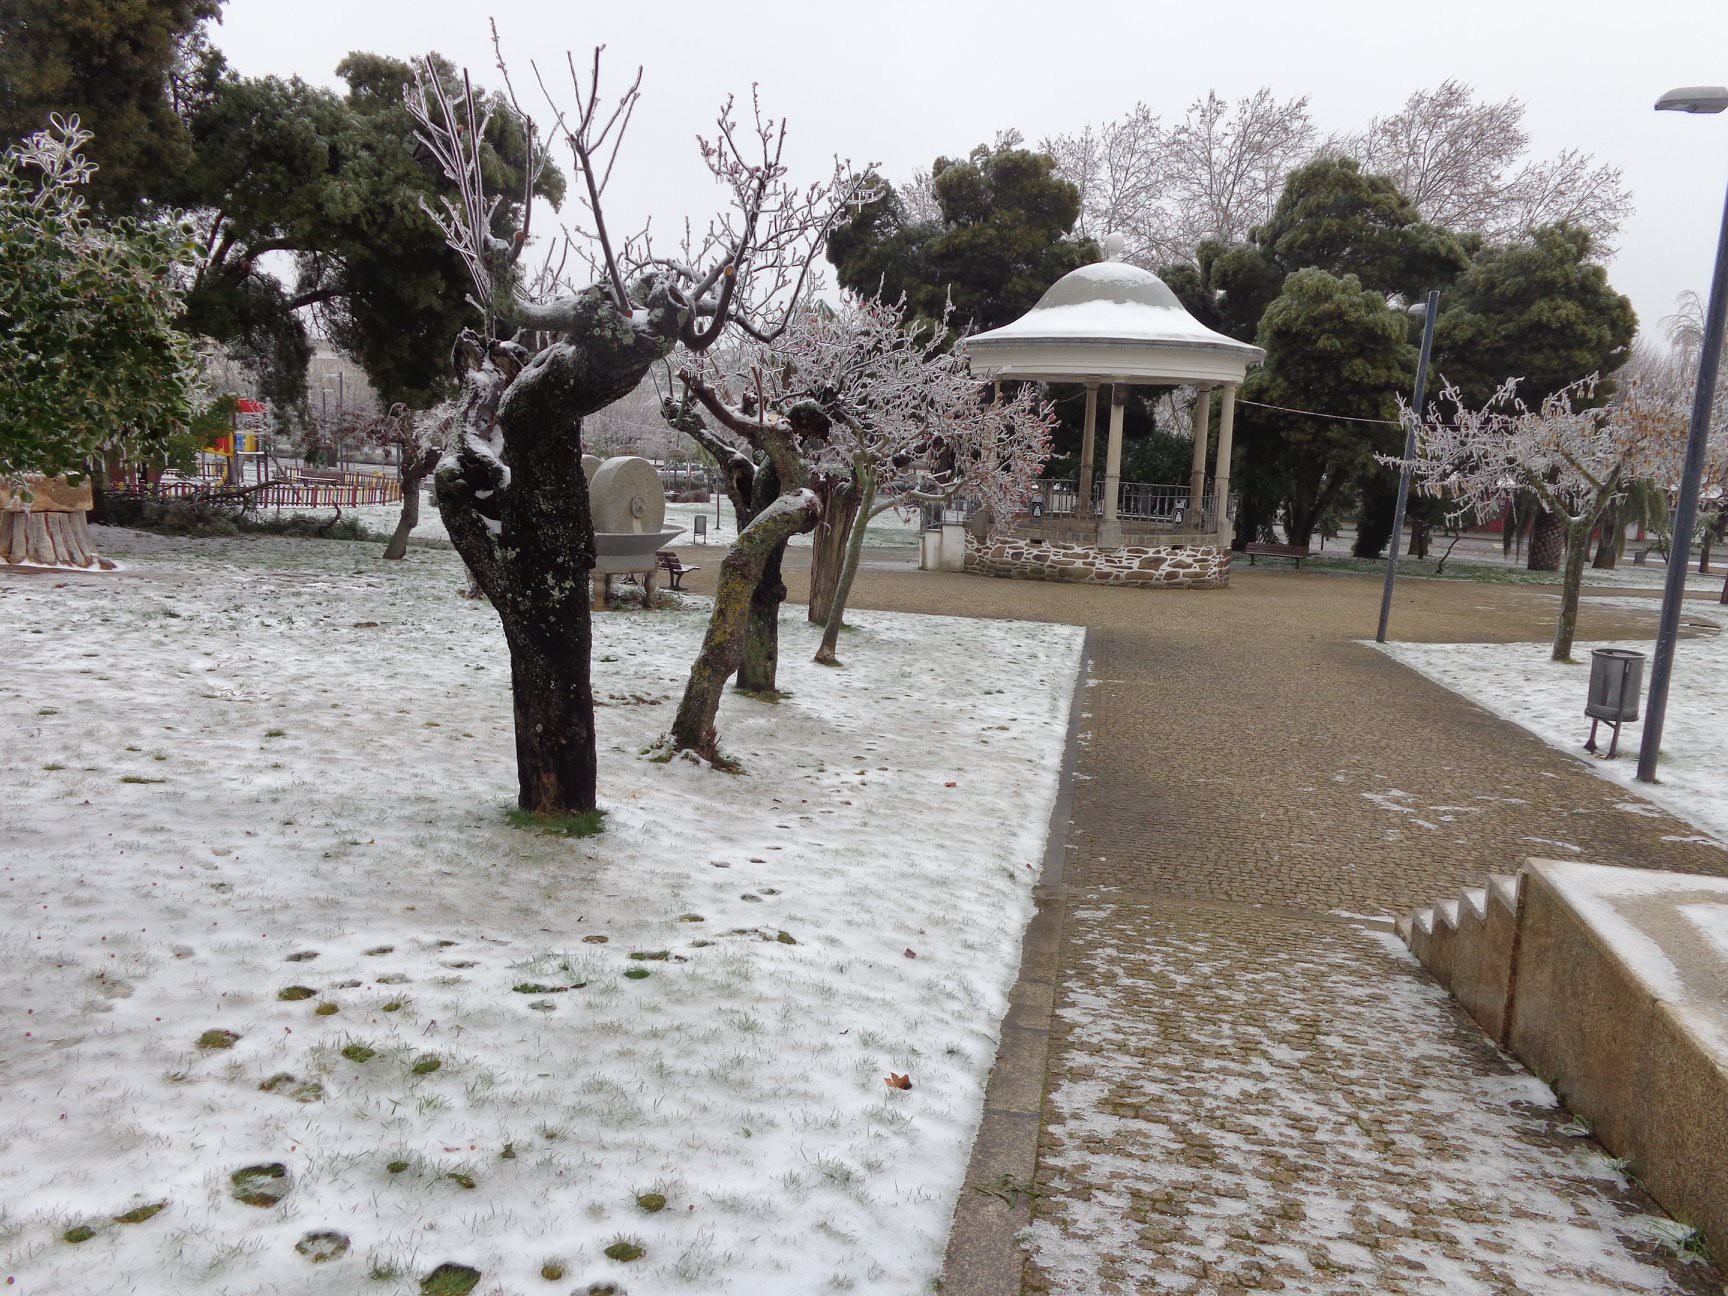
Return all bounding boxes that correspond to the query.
[1584,648,1646,758]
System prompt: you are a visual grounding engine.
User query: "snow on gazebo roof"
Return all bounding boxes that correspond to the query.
[962,258,1264,387]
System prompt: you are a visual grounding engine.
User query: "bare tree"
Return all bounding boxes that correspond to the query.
[407,43,866,814]
[674,294,1051,691]
[1045,89,1315,269]
[354,401,454,559]
[1335,80,1632,255]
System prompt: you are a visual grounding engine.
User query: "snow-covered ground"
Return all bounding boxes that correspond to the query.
[0,528,1081,1295]
[1378,601,1728,846]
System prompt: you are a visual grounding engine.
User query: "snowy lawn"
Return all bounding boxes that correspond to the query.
[1377,600,1728,846]
[0,528,1081,1295]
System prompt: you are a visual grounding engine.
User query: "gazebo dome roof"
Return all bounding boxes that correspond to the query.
[962,259,1264,386]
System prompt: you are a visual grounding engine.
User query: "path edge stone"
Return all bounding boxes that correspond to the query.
[938,631,1090,1295]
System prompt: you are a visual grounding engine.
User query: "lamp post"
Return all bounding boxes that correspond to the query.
[1637,85,1728,783]
[1376,289,1441,643]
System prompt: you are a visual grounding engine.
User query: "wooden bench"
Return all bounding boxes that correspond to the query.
[656,549,700,590]
[1242,541,1314,568]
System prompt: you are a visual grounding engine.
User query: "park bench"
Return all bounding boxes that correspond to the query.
[656,549,700,590]
[1242,541,1314,568]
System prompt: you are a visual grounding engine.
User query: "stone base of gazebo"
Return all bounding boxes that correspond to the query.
[965,529,1229,589]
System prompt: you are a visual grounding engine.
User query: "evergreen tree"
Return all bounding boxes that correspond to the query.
[827,142,1097,334]
[0,0,223,212]
[1234,269,1412,547]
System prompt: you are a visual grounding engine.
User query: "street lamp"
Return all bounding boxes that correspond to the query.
[1376,289,1442,643]
[1637,85,1728,784]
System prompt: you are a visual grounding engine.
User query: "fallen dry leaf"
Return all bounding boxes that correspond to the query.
[885,1073,912,1091]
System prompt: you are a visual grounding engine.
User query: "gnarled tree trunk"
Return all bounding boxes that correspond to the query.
[671,492,820,763]
[383,447,440,560]
[738,538,791,694]
[807,477,860,625]
[438,300,677,815]
[816,465,876,666]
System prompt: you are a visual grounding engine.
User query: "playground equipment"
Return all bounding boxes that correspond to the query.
[586,455,683,608]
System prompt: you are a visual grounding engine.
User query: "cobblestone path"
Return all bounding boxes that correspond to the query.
[787,558,1728,1294]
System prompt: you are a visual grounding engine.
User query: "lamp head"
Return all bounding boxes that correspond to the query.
[1655,86,1728,114]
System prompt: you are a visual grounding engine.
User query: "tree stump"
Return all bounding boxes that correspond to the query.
[0,477,114,569]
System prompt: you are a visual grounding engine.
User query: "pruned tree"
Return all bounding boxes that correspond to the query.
[671,294,1052,703]
[1334,80,1632,255]
[1397,375,1666,660]
[353,401,454,559]
[407,42,865,814]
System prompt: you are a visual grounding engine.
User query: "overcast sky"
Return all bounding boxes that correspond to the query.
[214,0,1728,337]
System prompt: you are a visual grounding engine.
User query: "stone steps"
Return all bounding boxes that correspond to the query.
[1400,859,1728,1258]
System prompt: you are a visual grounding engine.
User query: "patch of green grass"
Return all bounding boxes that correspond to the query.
[622,968,652,981]
[264,728,286,739]
[634,1192,667,1213]
[341,1043,376,1064]
[504,806,606,838]
[629,950,670,961]
[419,1261,481,1295]
[196,1029,240,1050]
[602,1239,645,1263]
[314,1002,340,1016]
[120,775,167,785]
[41,762,65,771]
[386,1160,411,1175]
[230,1162,289,1207]
[411,1056,441,1075]
[277,986,315,1001]
[113,1201,167,1225]
[62,1225,96,1244]
[539,1258,565,1280]
[382,999,404,1012]
[446,1172,477,1190]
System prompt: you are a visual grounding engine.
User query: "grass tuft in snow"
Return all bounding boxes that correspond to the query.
[504,805,605,838]
[419,1260,481,1294]
[602,1237,645,1262]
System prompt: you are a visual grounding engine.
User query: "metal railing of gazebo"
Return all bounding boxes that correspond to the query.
[1029,479,1216,532]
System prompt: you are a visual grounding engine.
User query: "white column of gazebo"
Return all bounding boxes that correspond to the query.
[961,240,1263,589]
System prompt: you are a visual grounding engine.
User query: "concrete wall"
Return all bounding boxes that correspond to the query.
[1405,860,1728,1256]
[1506,864,1728,1254]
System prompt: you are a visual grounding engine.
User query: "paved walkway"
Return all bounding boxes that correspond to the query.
[785,559,1728,1296]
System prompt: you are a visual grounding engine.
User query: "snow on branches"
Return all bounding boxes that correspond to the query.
[1393,374,1677,659]
[1395,375,1638,529]
[407,34,875,356]
[678,293,1055,519]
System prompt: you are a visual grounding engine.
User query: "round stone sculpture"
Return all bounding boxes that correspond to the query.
[588,456,666,534]
[581,454,602,481]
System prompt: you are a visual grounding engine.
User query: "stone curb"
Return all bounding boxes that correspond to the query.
[939,630,1091,1295]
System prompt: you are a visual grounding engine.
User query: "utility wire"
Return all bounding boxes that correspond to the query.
[1235,398,1403,427]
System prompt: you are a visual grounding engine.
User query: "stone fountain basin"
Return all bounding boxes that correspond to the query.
[593,526,684,574]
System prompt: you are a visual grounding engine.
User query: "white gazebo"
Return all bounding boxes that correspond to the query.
[961,244,1264,588]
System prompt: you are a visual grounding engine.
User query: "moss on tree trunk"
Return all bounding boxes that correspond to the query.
[671,495,819,763]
